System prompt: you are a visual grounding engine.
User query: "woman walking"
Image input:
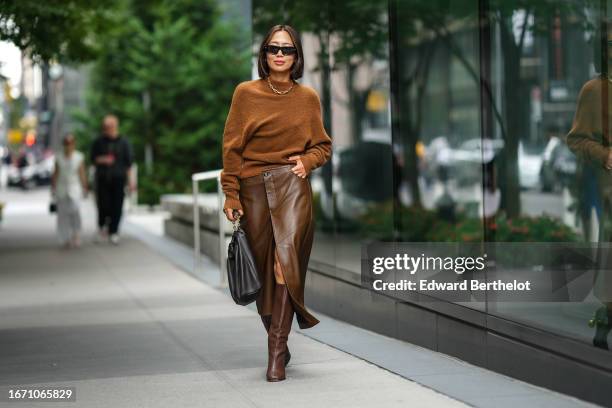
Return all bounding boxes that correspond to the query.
[221,24,332,382]
[51,133,89,248]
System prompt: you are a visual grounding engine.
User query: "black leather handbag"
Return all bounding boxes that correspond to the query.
[226,212,261,305]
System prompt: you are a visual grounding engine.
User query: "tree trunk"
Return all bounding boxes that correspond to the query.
[402,42,437,209]
[498,18,525,218]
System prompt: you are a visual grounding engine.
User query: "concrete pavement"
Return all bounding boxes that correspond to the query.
[0,188,466,408]
[0,187,600,408]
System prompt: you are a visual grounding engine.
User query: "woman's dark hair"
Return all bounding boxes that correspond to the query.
[257,24,304,80]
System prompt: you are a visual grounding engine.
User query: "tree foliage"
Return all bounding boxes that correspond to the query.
[0,0,117,63]
[73,0,251,204]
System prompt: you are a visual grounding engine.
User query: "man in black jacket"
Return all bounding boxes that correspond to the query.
[90,114,135,244]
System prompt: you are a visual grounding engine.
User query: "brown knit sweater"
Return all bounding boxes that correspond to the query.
[566,76,611,166]
[221,77,332,211]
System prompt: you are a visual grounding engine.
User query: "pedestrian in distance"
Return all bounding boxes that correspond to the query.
[51,133,89,249]
[90,114,136,245]
[221,24,332,382]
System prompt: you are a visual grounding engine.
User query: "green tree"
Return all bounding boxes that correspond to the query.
[0,0,117,63]
[73,0,251,204]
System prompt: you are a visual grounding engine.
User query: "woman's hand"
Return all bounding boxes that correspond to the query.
[288,155,307,178]
[606,149,612,170]
[224,208,244,222]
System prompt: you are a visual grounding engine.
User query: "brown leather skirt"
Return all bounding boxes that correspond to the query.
[239,164,320,329]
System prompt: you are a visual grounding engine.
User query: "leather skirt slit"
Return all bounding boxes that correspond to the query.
[239,164,320,329]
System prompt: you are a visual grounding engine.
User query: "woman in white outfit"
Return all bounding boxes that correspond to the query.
[51,133,89,248]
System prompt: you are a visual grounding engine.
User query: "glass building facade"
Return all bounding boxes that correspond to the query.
[251,0,612,402]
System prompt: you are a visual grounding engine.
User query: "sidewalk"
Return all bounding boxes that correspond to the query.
[0,188,465,408]
[0,188,599,408]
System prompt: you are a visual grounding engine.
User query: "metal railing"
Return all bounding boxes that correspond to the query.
[191,169,227,285]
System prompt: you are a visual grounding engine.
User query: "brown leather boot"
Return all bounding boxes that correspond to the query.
[266,283,294,381]
[261,315,291,366]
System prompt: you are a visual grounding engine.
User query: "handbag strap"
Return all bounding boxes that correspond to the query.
[231,211,241,232]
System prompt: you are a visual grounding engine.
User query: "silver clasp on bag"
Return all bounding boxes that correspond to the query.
[232,210,241,232]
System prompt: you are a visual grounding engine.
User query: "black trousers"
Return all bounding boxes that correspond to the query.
[96,176,126,234]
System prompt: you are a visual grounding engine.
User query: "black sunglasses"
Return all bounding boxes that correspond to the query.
[264,45,297,56]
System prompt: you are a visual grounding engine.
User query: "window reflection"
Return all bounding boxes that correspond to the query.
[484,0,611,351]
[565,15,612,350]
[395,0,485,244]
[330,0,393,273]
[252,0,612,352]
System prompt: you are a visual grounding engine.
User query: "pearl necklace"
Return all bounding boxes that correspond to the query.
[267,76,295,95]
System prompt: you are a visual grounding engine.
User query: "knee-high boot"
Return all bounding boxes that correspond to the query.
[261,314,291,366]
[266,283,294,381]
